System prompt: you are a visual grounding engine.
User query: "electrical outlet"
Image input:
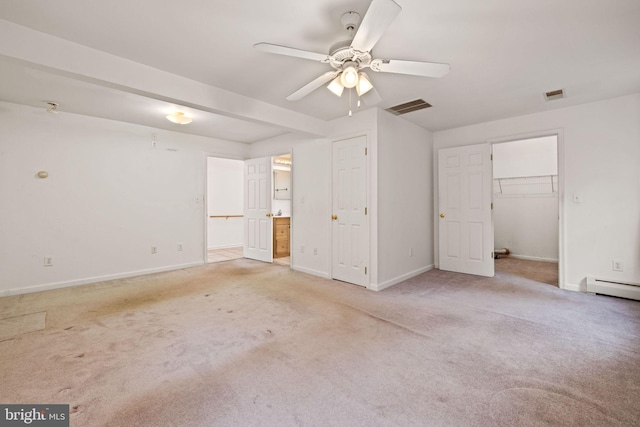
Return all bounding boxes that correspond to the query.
[613,260,624,272]
[151,133,158,149]
[177,243,183,251]
[572,193,581,204]
[44,256,54,267]
[195,195,202,204]
[313,248,318,255]
[300,245,304,254]
[151,246,158,255]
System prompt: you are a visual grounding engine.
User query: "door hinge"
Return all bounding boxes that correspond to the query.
[491,202,494,209]
[365,207,367,215]
[490,154,493,161]
[365,147,368,155]
[365,267,367,275]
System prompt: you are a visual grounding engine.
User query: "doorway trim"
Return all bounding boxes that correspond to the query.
[487,128,565,289]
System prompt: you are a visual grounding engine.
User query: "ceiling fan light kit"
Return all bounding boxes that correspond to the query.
[340,62,359,88]
[254,0,450,116]
[356,72,374,96]
[327,76,345,97]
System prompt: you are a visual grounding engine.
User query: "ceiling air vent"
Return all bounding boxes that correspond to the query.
[385,99,432,115]
[544,89,565,101]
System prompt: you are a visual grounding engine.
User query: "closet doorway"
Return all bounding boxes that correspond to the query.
[492,135,559,286]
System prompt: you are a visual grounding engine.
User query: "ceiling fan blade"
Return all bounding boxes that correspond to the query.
[373,59,450,78]
[361,86,382,106]
[351,0,402,52]
[254,42,331,62]
[286,71,339,101]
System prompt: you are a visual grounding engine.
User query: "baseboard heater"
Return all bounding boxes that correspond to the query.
[586,277,640,301]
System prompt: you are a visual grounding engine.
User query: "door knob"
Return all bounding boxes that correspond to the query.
[440,213,445,218]
[331,214,338,220]
[266,213,273,217]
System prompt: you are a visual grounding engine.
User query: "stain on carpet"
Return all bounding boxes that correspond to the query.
[0,311,46,341]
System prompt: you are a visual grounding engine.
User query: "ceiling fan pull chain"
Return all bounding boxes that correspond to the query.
[349,89,353,117]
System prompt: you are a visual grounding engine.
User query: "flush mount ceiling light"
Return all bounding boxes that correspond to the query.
[166,111,192,125]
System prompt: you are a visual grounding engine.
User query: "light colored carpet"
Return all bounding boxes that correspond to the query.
[0,311,46,341]
[0,258,638,426]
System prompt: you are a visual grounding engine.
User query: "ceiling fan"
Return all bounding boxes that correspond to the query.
[254,0,450,105]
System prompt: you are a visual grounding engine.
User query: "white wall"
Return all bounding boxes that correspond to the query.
[290,140,332,277]
[207,157,244,249]
[493,136,557,178]
[273,107,434,291]
[375,110,434,290]
[494,195,559,261]
[433,93,640,291]
[0,101,248,295]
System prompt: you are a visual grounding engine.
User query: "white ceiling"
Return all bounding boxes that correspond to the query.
[1,0,639,141]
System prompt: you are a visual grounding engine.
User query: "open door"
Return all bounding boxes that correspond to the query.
[438,143,494,277]
[244,157,273,263]
[331,135,368,287]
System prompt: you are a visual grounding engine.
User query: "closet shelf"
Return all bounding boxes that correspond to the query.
[493,174,558,195]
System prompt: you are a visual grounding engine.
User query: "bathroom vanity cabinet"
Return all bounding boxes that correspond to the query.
[273,217,290,258]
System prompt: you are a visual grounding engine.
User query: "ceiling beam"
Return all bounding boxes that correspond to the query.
[0,19,328,137]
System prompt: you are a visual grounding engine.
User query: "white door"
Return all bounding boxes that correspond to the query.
[438,144,494,277]
[332,135,368,287]
[244,157,273,263]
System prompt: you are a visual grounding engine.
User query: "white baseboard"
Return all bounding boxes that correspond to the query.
[0,261,204,297]
[562,283,583,292]
[291,265,331,279]
[207,244,243,250]
[506,254,558,263]
[369,265,434,292]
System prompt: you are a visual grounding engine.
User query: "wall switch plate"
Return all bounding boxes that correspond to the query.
[151,246,158,254]
[300,245,304,254]
[613,259,624,272]
[177,243,183,251]
[195,195,202,204]
[409,248,413,257]
[44,256,53,267]
[572,193,581,204]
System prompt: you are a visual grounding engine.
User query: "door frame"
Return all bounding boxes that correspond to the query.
[487,129,565,289]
